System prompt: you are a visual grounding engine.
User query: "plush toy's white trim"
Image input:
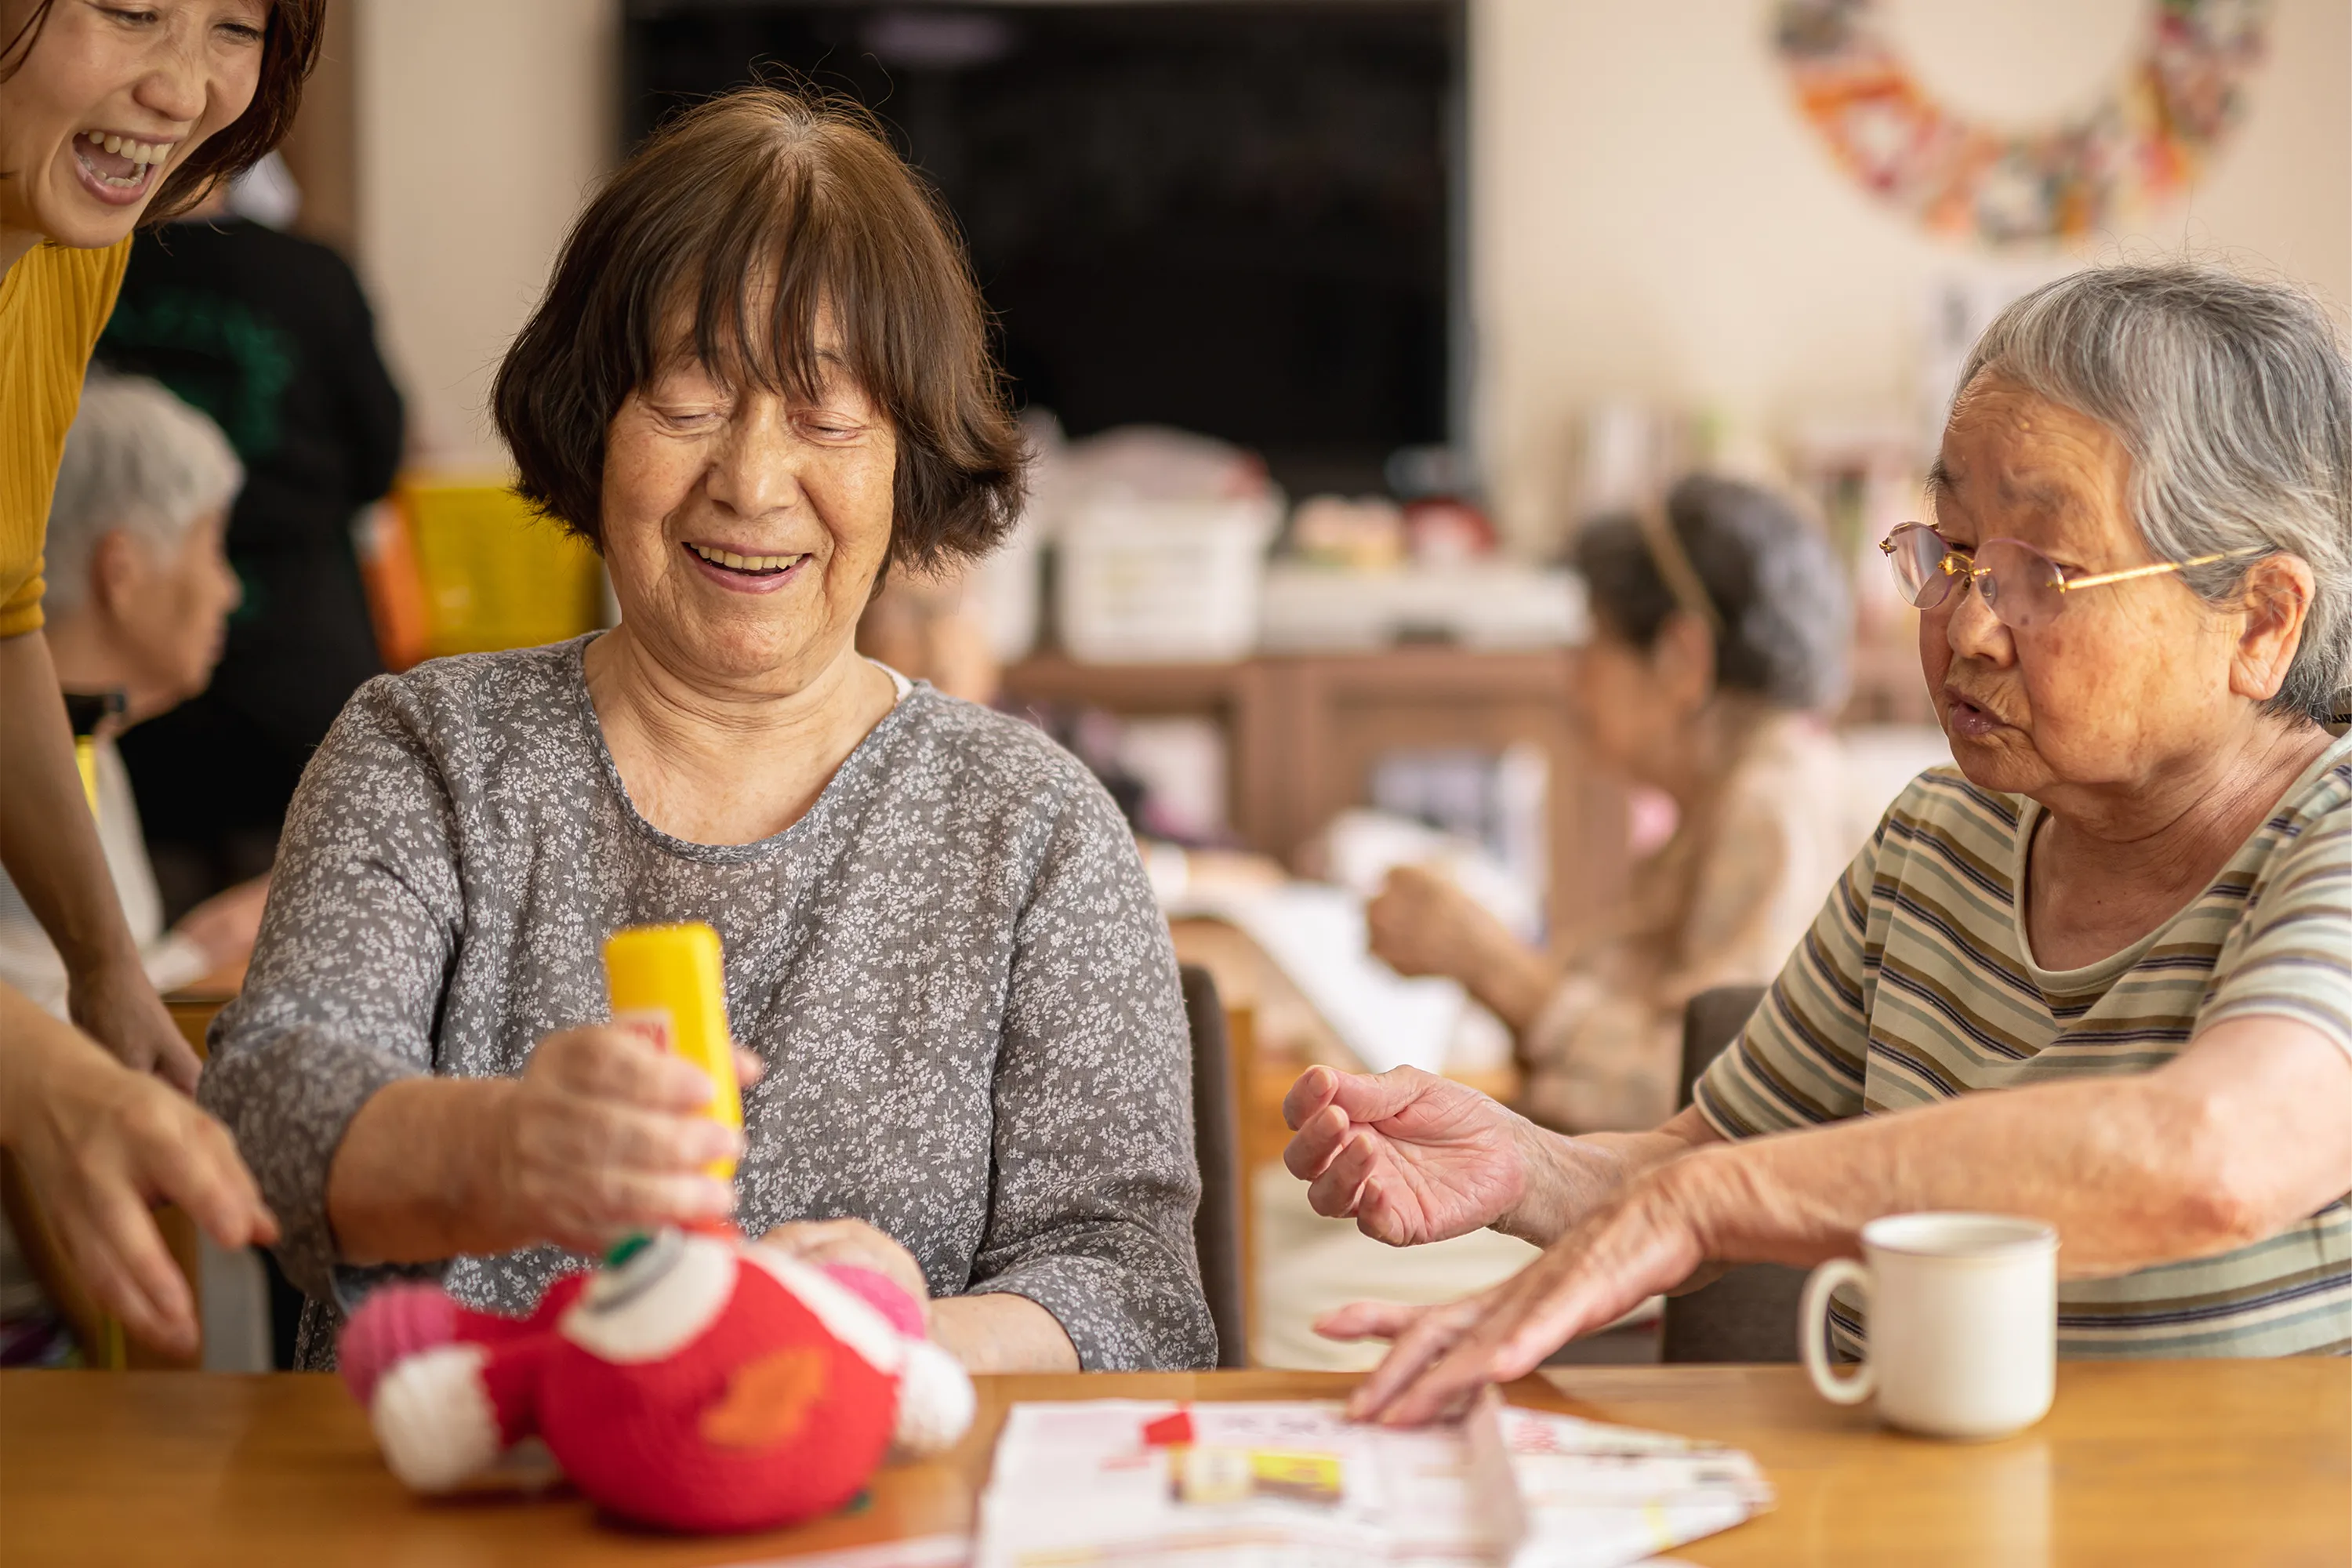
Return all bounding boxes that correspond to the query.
[559,1232,737,1363]
[739,1247,907,1375]
[372,1345,503,1493]
[889,1338,976,1457]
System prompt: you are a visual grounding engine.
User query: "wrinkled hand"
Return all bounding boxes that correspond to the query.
[491,1028,764,1255]
[1326,1174,1706,1425]
[7,1021,277,1356]
[758,1217,931,1312]
[1366,864,1504,984]
[1283,1064,1534,1247]
[67,956,201,1094]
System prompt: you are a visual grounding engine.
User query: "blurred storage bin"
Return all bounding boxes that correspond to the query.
[1055,496,1278,664]
[1258,562,1588,652]
[398,477,604,659]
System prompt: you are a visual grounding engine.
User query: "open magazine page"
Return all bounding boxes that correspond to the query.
[975,1399,1771,1568]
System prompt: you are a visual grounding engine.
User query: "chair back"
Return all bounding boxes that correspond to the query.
[1179,964,1249,1368]
[1658,984,1808,1364]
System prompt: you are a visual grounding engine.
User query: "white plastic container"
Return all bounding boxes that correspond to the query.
[1054,495,1279,663]
[1257,561,1588,652]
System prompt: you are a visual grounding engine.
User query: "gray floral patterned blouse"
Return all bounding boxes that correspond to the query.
[200,637,1213,1371]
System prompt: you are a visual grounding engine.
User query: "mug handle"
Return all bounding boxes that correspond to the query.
[1800,1257,1875,1406]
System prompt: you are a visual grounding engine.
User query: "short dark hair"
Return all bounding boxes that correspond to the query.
[1573,474,1851,710]
[492,87,1027,573]
[0,0,325,223]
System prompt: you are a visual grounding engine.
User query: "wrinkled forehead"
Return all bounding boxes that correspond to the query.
[1933,374,2133,544]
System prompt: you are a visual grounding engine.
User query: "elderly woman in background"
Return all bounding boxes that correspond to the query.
[2,376,268,1366]
[0,376,264,1014]
[201,89,1214,1374]
[1368,475,1857,1132]
[1286,263,2352,1421]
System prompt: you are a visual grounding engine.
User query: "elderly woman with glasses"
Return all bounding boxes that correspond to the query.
[199,89,1214,1374]
[1283,262,2352,1422]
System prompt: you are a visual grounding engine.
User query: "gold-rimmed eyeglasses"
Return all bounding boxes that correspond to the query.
[1878,523,2261,631]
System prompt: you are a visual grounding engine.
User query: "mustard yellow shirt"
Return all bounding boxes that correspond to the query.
[1,238,131,637]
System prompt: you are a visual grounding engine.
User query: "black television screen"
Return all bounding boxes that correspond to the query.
[622,1,1464,496]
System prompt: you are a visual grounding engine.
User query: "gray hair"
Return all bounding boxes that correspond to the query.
[1573,474,1852,711]
[45,375,243,615]
[1957,263,2352,722]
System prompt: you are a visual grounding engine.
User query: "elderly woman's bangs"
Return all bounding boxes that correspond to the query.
[652,165,878,408]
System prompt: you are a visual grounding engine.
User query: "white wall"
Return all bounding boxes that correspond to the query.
[354,0,618,467]
[352,0,2351,524]
[1470,0,2352,548]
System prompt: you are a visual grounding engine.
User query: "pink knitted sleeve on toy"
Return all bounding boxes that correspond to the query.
[818,1264,927,1340]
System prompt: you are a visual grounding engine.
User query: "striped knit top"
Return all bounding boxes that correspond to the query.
[0,238,131,637]
[1697,731,2352,1358]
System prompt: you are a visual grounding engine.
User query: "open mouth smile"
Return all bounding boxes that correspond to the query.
[71,129,174,205]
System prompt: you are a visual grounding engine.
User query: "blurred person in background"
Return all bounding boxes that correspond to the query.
[1367,475,1856,1132]
[0,374,261,1011]
[98,150,403,916]
[0,374,264,1364]
[858,565,1001,704]
[0,0,318,1359]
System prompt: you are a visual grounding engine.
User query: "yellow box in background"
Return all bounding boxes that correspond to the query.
[400,476,604,658]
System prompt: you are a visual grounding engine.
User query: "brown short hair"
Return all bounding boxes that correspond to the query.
[0,0,325,223]
[492,87,1027,573]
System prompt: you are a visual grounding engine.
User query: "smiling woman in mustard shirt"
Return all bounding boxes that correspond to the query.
[0,0,320,1359]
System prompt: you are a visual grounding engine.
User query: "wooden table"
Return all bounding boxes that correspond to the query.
[4,1363,2342,1566]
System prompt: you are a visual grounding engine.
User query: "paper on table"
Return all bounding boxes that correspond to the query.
[1497,1407,1773,1568]
[975,1398,1771,1568]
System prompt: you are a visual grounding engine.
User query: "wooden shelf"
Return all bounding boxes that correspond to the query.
[1004,647,1626,939]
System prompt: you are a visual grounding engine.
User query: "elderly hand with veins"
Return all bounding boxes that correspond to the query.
[1283,1062,1732,1423]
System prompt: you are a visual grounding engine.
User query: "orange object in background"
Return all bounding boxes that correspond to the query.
[354,498,430,672]
[358,477,605,670]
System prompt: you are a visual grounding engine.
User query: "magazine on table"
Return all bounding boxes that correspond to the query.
[971,1395,1773,1568]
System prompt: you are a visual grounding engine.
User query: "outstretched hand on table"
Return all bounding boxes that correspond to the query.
[1282,1064,1739,1425]
[1323,1176,1709,1425]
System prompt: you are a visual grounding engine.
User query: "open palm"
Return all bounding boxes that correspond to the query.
[1282,1065,1529,1247]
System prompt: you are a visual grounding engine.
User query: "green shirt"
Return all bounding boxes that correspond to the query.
[1696,732,2352,1357]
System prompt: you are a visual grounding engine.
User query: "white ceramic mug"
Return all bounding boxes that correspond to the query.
[1800,1212,2058,1440]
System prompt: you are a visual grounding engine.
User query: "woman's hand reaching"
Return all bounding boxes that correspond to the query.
[1325,1170,1710,1425]
[1281,1066,1736,1421]
[0,985,277,1357]
[1282,1065,1542,1247]
[66,954,201,1094]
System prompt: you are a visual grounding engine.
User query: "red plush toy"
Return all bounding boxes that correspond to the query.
[338,1229,976,1533]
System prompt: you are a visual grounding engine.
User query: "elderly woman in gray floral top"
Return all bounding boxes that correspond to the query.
[200,89,1214,1374]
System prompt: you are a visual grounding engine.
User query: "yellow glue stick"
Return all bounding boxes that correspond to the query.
[603,921,742,1184]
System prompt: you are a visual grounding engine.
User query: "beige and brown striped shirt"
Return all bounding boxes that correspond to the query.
[1696,732,2352,1357]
